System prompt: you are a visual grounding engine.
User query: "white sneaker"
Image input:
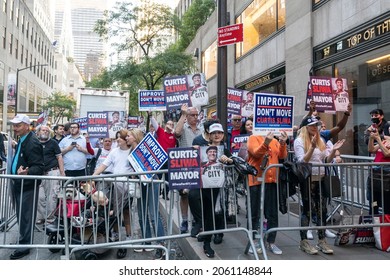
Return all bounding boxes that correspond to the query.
[248,244,262,254]
[325,229,336,238]
[267,243,282,255]
[307,230,314,240]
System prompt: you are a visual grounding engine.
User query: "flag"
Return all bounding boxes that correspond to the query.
[37,110,48,125]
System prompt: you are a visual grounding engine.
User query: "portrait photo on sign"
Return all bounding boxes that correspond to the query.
[188,73,208,110]
[241,91,254,118]
[200,145,225,188]
[331,77,349,112]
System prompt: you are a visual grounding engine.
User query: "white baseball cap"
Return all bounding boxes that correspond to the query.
[209,123,224,133]
[10,114,31,125]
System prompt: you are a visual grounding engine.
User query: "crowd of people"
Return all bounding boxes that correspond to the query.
[5,99,390,260]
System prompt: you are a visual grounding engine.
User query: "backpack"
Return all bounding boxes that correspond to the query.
[87,148,102,175]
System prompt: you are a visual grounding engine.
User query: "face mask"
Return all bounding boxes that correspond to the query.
[371,117,380,124]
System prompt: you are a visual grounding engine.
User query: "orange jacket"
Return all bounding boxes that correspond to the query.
[247,135,287,186]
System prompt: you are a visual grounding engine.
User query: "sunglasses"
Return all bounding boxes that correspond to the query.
[232,119,241,122]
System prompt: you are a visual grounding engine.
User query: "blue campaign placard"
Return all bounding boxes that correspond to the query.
[138,90,166,111]
[253,93,294,136]
[128,132,168,181]
[86,112,109,138]
[167,147,201,190]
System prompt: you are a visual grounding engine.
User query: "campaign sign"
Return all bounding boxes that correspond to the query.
[253,93,294,136]
[87,112,109,138]
[128,133,168,181]
[168,147,201,190]
[138,90,166,111]
[309,76,335,112]
[107,111,126,138]
[200,145,225,189]
[163,75,190,111]
[127,116,139,129]
[187,73,208,110]
[73,117,88,132]
[231,134,250,157]
[227,87,243,115]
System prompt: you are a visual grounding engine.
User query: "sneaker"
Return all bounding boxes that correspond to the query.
[180,220,188,234]
[134,242,154,253]
[203,243,215,258]
[154,249,166,260]
[248,244,262,254]
[316,239,334,254]
[267,243,282,255]
[325,229,336,238]
[307,230,314,240]
[299,239,318,255]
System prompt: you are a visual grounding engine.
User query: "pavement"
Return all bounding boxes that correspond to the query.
[1,193,390,261]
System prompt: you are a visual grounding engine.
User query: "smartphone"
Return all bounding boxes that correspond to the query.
[71,141,77,146]
[372,123,377,133]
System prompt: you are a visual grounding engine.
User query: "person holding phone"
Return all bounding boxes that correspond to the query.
[59,122,89,176]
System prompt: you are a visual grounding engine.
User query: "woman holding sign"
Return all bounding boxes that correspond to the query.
[247,130,288,255]
[190,123,233,258]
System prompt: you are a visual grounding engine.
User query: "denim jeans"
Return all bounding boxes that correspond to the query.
[137,180,165,242]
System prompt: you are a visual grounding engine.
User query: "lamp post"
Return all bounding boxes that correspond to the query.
[15,64,48,116]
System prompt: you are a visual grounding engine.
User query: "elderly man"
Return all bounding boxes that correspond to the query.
[59,122,89,176]
[174,104,202,233]
[9,114,44,259]
[36,125,65,224]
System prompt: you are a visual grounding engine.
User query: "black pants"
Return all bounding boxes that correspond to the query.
[249,183,278,243]
[11,183,39,245]
[189,187,224,243]
[300,180,327,240]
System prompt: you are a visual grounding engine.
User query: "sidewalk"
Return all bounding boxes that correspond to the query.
[166,194,390,260]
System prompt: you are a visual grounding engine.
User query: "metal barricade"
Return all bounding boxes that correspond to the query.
[256,161,390,260]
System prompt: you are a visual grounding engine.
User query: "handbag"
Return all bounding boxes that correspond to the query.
[323,166,341,198]
[335,213,374,246]
[231,156,258,176]
[373,214,390,252]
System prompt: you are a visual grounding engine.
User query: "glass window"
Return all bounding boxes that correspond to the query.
[202,41,217,80]
[235,0,285,59]
[315,46,390,156]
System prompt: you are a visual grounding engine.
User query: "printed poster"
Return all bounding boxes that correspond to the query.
[87,112,109,138]
[107,110,126,138]
[138,90,166,111]
[128,133,168,181]
[227,87,254,118]
[253,93,294,136]
[200,145,225,189]
[168,147,201,190]
[163,73,208,111]
[308,76,349,113]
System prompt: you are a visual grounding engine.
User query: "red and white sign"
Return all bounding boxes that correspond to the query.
[218,23,243,47]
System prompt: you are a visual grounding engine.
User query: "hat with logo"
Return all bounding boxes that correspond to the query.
[10,114,31,125]
[209,123,224,133]
[300,116,321,128]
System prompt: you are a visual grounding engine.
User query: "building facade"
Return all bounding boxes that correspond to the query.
[0,0,55,131]
[186,0,390,156]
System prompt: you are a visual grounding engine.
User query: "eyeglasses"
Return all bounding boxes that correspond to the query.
[232,119,241,122]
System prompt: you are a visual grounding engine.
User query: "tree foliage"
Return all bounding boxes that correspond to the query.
[93,0,196,115]
[43,91,76,124]
[174,0,216,51]
[85,69,114,89]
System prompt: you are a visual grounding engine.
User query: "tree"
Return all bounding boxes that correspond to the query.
[85,69,114,89]
[174,0,216,51]
[43,91,76,124]
[94,0,195,115]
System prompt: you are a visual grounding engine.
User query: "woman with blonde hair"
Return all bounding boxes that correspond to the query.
[93,129,133,258]
[294,116,344,255]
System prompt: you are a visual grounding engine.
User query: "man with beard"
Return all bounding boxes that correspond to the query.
[36,125,65,224]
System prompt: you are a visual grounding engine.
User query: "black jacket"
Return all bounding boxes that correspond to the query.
[12,131,44,189]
